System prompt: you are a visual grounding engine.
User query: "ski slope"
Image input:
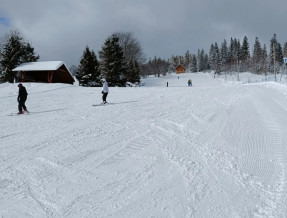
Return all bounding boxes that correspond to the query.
[1,72,287,217]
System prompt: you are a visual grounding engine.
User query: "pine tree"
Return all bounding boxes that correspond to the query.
[283,42,287,57]
[168,56,177,73]
[21,43,40,63]
[269,33,284,74]
[240,36,250,71]
[184,50,191,69]
[190,55,197,72]
[99,34,127,87]
[220,39,228,72]
[130,60,141,83]
[210,43,220,73]
[126,59,140,83]
[262,44,268,73]
[76,46,100,86]
[126,59,134,82]
[233,39,241,71]
[209,43,215,70]
[197,49,206,72]
[252,37,263,73]
[227,38,234,71]
[0,30,39,83]
[283,42,287,67]
[270,34,277,67]
[277,43,284,66]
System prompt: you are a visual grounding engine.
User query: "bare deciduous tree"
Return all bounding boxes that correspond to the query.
[114,32,146,64]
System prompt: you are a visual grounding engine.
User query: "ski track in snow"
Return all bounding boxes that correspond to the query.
[1,73,287,217]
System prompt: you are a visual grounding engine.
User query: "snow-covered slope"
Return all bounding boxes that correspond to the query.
[1,73,287,217]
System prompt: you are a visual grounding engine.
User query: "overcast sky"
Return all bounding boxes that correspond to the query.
[1,0,287,67]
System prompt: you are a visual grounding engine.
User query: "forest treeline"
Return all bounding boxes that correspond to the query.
[1,30,286,86]
[167,34,287,76]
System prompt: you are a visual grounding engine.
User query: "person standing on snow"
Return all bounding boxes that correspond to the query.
[17,83,28,114]
[101,78,109,104]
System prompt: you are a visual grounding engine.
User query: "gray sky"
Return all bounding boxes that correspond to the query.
[1,0,287,67]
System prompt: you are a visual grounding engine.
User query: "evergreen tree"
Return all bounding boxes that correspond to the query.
[197,49,206,72]
[21,43,40,63]
[269,33,284,75]
[220,39,228,72]
[269,34,278,67]
[126,59,140,83]
[126,59,134,82]
[277,43,284,66]
[233,39,241,71]
[240,36,250,71]
[283,42,287,57]
[262,44,268,73]
[204,54,209,71]
[168,55,177,73]
[283,42,287,67]
[252,37,263,73]
[0,30,39,83]
[239,36,249,61]
[227,38,234,71]
[209,43,215,70]
[190,55,197,72]
[184,50,191,69]
[210,43,220,73]
[99,34,127,87]
[128,60,141,83]
[76,46,100,86]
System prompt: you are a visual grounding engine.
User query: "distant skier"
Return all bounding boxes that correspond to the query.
[101,78,109,104]
[188,79,192,86]
[17,83,28,114]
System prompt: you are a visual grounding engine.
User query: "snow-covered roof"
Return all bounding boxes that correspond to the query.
[176,64,185,69]
[13,61,69,72]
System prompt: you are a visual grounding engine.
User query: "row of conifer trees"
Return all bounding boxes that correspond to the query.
[0,31,141,86]
[76,34,141,87]
[1,31,286,84]
[169,34,287,75]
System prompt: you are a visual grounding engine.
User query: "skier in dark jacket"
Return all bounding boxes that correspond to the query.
[17,83,28,114]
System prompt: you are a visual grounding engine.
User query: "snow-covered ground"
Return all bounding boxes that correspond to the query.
[1,72,287,217]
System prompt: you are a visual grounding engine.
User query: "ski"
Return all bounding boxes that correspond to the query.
[8,111,30,116]
[93,103,108,106]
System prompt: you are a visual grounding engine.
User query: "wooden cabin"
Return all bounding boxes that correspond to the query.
[13,61,75,84]
[175,64,185,74]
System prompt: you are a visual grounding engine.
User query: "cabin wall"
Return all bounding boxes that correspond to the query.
[17,65,74,84]
[176,66,185,74]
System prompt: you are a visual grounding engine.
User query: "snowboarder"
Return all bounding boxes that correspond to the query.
[17,83,28,114]
[101,78,109,104]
